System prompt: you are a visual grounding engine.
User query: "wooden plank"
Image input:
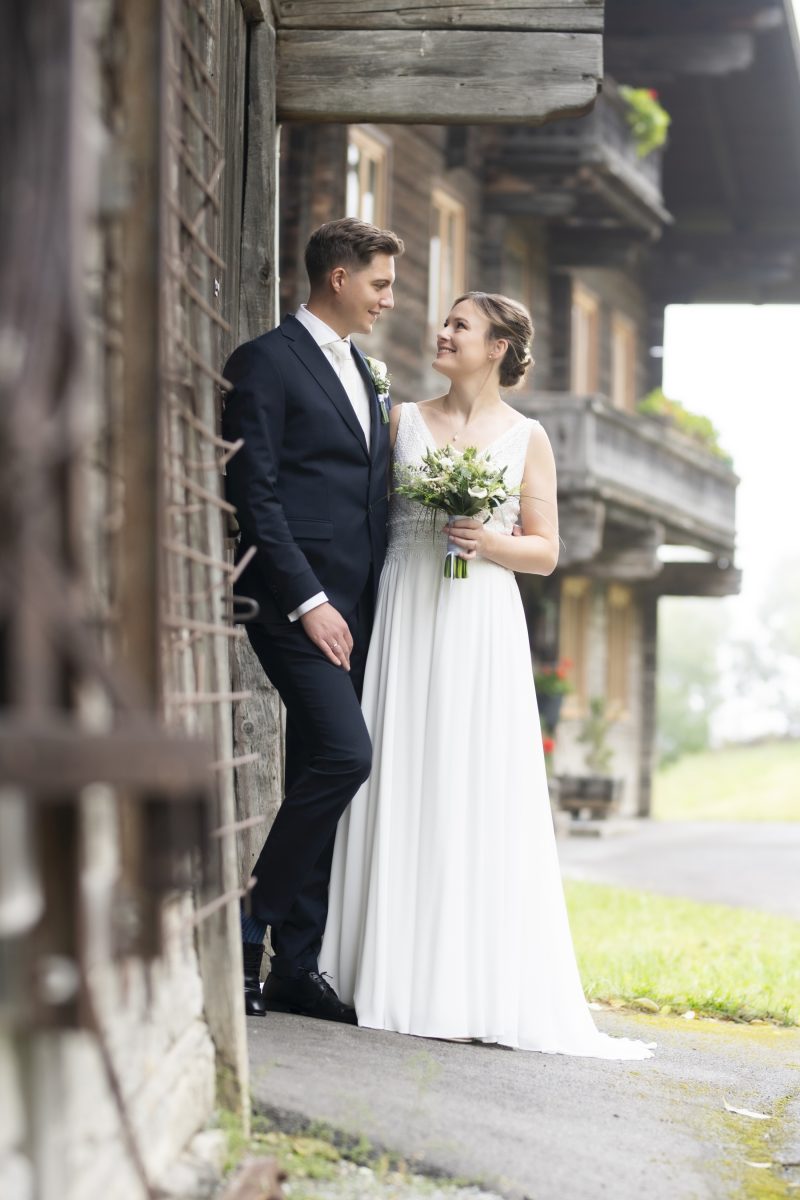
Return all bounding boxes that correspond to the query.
[0,721,213,792]
[277,30,601,124]
[119,0,163,702]
[239,17,278,340]
[276,0,604,33]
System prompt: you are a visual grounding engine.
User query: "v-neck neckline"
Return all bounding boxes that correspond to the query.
[411,402,528,455]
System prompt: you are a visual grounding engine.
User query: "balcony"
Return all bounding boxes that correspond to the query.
[484,80,671,238]
[516,393,739,591]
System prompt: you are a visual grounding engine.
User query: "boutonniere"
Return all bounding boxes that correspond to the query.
[365,356,391,424]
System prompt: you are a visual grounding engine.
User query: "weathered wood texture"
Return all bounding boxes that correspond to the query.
[277,31,601,124]
[231,642,285,894]
[229,11,285,901]
[239,17,279,341]
[277,1,604,32]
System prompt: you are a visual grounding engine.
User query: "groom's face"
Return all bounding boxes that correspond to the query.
[337,253,396,336]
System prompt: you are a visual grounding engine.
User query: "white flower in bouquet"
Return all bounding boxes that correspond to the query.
[394,444,516,579]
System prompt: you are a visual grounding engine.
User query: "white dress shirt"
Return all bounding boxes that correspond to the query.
[286,306,372,622]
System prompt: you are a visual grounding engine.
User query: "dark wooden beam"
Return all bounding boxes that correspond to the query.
[276,1,604,33]
[651,561,742,598]
[605,33,755,82]
[276,31,601,124]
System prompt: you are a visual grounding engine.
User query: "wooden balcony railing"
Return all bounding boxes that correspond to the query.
[518,393,738,557]
[485,79,671,234]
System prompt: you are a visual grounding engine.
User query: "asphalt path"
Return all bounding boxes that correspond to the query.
[249,1011,800,1200]
[556,820,800,919]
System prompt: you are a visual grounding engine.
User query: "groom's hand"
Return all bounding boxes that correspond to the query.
[300,603,353,670]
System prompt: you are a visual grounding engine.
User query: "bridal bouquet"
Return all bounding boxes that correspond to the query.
[394,444,513,579]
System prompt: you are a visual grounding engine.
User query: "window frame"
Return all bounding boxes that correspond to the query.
[428,186,467,340]
[503,230,533,313]
[345,125,390,227]
[610,311,637,413]
[570,280,600,394]
[605,583,633,718]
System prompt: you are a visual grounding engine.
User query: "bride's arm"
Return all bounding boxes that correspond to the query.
[449,422,560,576]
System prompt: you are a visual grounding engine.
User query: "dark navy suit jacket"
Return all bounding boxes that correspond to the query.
[222,314,390,625]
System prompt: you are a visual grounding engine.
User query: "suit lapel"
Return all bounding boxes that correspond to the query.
[280,316,369,459]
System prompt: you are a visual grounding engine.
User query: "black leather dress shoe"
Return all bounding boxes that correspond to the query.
[262,969,357,1024]
[243,941,267,1017]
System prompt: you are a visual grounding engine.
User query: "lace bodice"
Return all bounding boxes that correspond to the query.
[387,402,538,557]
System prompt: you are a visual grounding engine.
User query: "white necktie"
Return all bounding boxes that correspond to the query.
[326,339,371,446]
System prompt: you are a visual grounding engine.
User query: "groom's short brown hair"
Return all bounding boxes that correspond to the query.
[305,218,404,287]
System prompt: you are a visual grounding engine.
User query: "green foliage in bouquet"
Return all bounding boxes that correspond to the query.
[394,444,514,519]
[394,445,517,579]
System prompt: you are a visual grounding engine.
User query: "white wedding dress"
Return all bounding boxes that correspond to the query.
[320,403,654,1059]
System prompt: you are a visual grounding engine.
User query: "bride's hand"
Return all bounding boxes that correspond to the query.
[447,517,492,560]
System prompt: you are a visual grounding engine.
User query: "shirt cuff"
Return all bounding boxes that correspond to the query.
[287,592,328,622]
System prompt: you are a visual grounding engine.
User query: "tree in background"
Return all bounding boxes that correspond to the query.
[656,598,729,764]
[726,554,800,737]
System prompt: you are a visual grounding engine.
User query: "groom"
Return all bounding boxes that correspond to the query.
[222,218,404,1021]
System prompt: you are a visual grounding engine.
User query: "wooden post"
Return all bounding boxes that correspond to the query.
[229,1,286,939]
[637,590,658,817]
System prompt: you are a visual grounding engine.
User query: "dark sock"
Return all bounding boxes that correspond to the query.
[241,911,267,944]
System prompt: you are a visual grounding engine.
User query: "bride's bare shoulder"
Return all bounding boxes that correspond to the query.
[498,400,531,434]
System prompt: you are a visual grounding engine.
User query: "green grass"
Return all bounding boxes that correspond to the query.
[653,740,800,822]
[564,879,800,1025]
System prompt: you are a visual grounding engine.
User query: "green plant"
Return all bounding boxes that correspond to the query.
[637,387,734,466]
[576,697,615,775]
[533,659,573,696]
[618,86,671,158]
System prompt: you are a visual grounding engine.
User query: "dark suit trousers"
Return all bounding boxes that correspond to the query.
[245,584,374,975]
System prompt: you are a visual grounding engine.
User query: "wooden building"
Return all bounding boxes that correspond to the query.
[274,0,800,819]
[0,3,605,1197]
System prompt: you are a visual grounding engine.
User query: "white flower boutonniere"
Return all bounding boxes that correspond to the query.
[365,356,391,424]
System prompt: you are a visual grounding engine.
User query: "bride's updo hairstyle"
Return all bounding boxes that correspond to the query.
[454,291,534,388]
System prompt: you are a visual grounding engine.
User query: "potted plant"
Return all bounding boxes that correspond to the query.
[558,698,623,819]
[618,86,671,158]
[534,659,573,734]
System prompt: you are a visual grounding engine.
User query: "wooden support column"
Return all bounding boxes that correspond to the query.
[119,0,163,704]
[229,6,286,901]
[637,590,658,817]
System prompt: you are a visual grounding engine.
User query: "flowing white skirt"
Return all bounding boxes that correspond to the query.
[320,546,654,1060]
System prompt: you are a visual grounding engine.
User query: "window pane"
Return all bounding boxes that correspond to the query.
[428,233,442,333]
[346,141,361,219]
[362,158,377,224]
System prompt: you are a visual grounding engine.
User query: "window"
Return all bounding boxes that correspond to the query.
[504,231,532,312]
[606,584,633,716]
[428,188,466,337]
[611,312,637,413]
[559,576,591,716]
[346,127,388,226]
[570,281,599,394]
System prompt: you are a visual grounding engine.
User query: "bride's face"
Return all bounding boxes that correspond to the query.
[433,300,503,380]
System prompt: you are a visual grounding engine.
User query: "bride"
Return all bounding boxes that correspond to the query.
[320,291,653,1059]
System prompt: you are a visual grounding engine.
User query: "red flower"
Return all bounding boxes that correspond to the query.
[542,736,556,754]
